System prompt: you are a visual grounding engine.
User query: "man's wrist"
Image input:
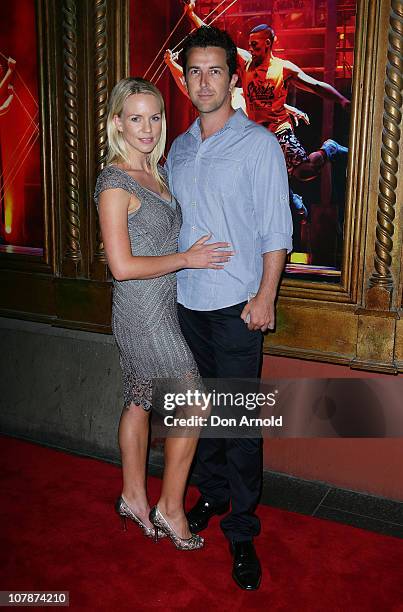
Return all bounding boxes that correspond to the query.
[255,289,276,304]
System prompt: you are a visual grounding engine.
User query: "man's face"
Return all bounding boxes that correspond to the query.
[184,46,237,115]
[248,33,271,65]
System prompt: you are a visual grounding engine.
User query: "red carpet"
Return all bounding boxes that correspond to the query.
[1,436,403,611]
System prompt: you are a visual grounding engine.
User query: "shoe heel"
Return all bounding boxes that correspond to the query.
[154,526,160,543]
[120,515,128,531]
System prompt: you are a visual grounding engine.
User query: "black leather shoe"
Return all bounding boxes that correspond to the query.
[186,497,229,533]
[231,540,261,590]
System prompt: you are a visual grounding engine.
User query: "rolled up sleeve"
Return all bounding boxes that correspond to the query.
[250,132,293,255]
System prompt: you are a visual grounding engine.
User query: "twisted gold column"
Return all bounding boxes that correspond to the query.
[93,0,108,264]
[62,0,81,268]
[368,0,403,307]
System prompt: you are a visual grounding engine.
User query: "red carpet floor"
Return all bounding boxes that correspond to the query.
[1,436,403,611]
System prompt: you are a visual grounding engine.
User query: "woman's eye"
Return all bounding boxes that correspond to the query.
[152,116,161,122]
[130,117,140,122]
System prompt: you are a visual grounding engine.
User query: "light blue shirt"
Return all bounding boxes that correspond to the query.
[165,109,293,311]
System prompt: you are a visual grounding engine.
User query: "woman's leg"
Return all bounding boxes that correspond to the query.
[119,403,153,529]
[157,436,199,538]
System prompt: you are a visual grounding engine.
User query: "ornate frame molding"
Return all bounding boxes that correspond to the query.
[62,0,81,273]
[367,0,403,310]
[93,0,109,267]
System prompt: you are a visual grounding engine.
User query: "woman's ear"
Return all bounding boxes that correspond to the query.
[113,114,123,133]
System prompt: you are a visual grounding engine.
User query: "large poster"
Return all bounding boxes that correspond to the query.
[0,0,43,256]
[129,0,355,282]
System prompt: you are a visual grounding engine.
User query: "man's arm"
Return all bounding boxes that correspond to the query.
[184,1,252,65]
[184,0,204,29]
[0,57,16,93]
[241,134,293,332]
[0,85,14,116]
[241,250,287,331]
[164,50,189,98]
[284,60,350,109]
[284,103,310,127]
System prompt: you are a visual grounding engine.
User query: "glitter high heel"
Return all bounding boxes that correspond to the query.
[116,496,157,539]
[149,505,204,550]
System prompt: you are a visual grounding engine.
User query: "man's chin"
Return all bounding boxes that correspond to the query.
[194,102,218,114]
[252,57,263,66]
[192,97,229,114]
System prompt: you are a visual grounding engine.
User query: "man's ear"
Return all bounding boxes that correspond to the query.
[267,36,276,49]
[229,73,238,90]
[113,114,123,133]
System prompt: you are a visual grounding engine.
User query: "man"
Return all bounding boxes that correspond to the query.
[165,25,292,590]
[184,2,350,182]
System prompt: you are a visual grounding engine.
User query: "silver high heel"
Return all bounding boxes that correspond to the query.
[115,496,159,539]
[149,505,204,550]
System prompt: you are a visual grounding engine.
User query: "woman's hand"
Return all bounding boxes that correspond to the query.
[183,234,234,269]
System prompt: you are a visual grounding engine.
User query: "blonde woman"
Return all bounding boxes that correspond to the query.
[94,78,232,550]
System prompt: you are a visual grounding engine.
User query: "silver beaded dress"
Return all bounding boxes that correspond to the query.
[94,164,200,411]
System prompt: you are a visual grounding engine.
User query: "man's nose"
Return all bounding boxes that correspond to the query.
[200,71,209,88]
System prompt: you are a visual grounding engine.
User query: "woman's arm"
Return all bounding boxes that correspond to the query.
[98,187,233,281]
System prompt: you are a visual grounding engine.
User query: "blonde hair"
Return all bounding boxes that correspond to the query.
[106,77,167,190]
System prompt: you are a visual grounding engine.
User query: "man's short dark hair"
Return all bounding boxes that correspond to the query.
[182,26,237,79]
[250,24,275,46]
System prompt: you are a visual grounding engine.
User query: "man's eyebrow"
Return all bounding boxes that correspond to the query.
[187,65,224,70]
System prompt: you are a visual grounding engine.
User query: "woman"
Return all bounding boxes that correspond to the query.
[94,78,232,550]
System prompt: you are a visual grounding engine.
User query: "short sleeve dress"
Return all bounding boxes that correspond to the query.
[94,164,200,411]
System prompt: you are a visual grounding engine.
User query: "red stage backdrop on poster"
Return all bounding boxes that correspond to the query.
[0,0,43,256]
[129,0,355,281]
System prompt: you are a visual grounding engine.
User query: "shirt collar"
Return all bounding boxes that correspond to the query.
[186,108,249,139]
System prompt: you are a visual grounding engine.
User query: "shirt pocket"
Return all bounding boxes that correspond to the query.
[206,158,240,198]
[171,156,192,197]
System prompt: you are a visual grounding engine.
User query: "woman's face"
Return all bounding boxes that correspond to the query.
[114,93,162,157]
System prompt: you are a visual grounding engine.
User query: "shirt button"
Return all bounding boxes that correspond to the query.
[191,202,196,207]
[191,226,196,231]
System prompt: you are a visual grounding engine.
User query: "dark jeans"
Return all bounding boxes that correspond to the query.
[178,302,263,542]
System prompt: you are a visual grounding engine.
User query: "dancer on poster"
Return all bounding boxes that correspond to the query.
[164,1,350,215]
